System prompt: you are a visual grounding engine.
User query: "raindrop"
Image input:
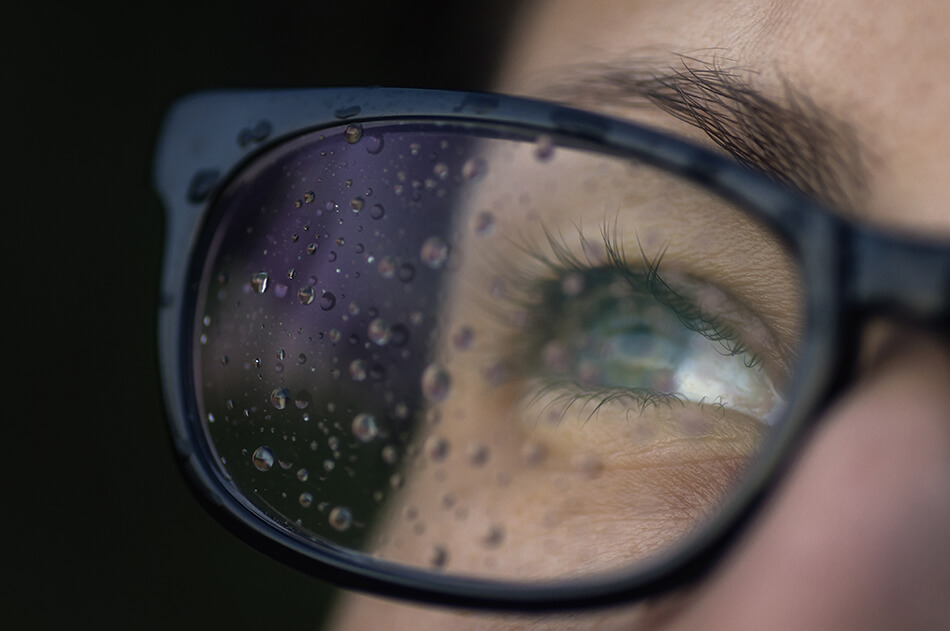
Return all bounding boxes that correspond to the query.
[352,413,379,442]
[251,446,274,471]
[473,211,496,236]
[294,390,312,409]
[381,445,398,464]
[251,272,268,294]
[421,364,451,402]
[420,236,449,269]
[433,163,449,180]
[350,197,364,212]
[367,318,391,346]
[397,263,416,283]
[535,134,555,161]
[425,435,450,462]
[461,157,487,180]
[467,443,490,467]
[343,124,363,144]
[480,524,505,548]
[365,135,385,154]
[388,323,409,347]
[370,203,385,220]
[270,387,290,410]
[451,326,474,351]
[299,492,313,508]
[378,256,397,279]
[428,545,448,569]
[329,506,353,531]
[306,243,318,255]
[297,468,309,482]
[303,191,316,204]
[349,359,367,381]
[297,286,315,305]
[319,292,337,311]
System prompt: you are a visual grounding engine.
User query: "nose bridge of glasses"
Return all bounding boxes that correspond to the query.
[849,226,950,331]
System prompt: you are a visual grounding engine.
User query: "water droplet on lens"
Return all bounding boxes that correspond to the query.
[320,292,337,310]
[367,318,391,345]
[252,446,274,471]
[343,124,363,144]
[420,236,449,269]
[461,157,487,180]
[294,390,312,409]
[428,545,448,568]
[251,272,268,294]
[350,196,364,212]
[421,364,451,402]
[480,524,505,548]
[349,359,367,381]
[270,387,290,410]
[535,134,555,161]
[433,163,449,180]
[303,191,315,204]
[378,256,396,279]
[297,468,309,482]
[381,445,398,464]
[297,285,315,305]
[397,263,415,282]
[370,203,385,220]
[473,211,496,236]
[425,435,450,461]
[299,492,313,508]
[352,413,379,442]
[329,506,353,531]
[522,441,547,467]
[365,135,384,154]
[451,326,474,351]
[467,443,490,467]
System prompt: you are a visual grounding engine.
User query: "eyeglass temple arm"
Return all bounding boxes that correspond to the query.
[849,225,950,333]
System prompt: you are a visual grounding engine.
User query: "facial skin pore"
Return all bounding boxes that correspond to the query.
[328,1,950,628]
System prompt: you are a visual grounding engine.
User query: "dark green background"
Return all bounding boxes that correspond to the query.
[9,1,525,627]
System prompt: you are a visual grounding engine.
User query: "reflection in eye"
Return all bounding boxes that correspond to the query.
[507,229,785,425]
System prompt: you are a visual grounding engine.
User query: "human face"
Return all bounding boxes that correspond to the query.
[327,0,950,629]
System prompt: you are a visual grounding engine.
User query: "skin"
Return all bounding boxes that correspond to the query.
[327,0,950,628]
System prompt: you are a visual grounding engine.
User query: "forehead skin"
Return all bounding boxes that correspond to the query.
[498,0,950,233]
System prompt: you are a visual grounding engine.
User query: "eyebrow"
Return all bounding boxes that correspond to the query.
[533,55,870,214]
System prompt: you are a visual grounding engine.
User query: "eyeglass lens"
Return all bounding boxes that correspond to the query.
[191,120,805,582]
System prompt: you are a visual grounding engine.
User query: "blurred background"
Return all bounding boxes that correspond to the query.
[8,1,526,627]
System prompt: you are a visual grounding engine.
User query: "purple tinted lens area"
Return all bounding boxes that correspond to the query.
[193,122,474,548]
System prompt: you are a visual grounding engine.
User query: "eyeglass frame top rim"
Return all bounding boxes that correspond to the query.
[153,87,949,611]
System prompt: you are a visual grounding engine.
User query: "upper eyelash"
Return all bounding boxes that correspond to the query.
[505,219,760,366]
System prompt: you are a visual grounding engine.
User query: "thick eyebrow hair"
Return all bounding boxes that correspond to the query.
[535,56,870,214]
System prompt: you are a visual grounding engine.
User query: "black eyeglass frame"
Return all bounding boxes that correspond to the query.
[154,87,950,611]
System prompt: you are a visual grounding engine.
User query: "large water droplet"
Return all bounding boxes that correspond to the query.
[367,318,391,346]
[251,272,268,294]
[252,446,274,471]
[461,157,487,180]
[370,203,385,220]
[421,364,451,402]
[473,211,496,237]
[329,506,353,531]
[352,413,379,442]
[343,124,363,144]
[349,359,367,381]
[420,236,449,269]
[425,435,450,462]
[320,292,337,311]
[365,135,384,154]
[297,285,315,305]
[270,387,290,410]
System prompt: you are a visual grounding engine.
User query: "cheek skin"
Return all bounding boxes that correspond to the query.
[660,330,950,631]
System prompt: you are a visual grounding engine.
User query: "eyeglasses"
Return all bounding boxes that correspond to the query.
[154,87,950,611]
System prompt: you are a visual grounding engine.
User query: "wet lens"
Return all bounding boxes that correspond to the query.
[191,121,804,581]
